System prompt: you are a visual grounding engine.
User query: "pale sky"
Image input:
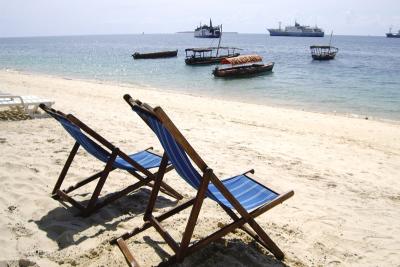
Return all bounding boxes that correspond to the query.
[0,0,399,37]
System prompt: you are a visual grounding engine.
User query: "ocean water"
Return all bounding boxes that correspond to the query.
[0,34,399,120]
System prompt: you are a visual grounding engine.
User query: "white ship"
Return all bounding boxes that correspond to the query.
[268,21,324,37]
[194,19,221,38]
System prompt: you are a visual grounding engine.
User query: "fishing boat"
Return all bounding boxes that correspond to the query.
[310,46,338,60]
[310,32,338,60]
[212,55,274,78]
[185,47,240,65]
[132,50,178,59]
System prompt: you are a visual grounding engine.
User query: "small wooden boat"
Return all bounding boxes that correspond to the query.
[213,55,274,78]
[132,50,178,59]
[310,45,338,60]
[185,47,240,65]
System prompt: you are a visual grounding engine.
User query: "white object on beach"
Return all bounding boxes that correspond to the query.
[0,93,55,117]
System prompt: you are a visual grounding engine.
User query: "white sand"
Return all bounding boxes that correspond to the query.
[0,70,399,266]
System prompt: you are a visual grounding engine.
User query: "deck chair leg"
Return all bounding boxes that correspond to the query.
[176,169,212,262]
[247,218,284,260]
[220,205,273,252]
[52,142,80,196]
[144,153,169,220]
[85,148,119,214]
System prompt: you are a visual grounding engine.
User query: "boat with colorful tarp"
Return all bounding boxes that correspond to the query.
[212,55,274,78]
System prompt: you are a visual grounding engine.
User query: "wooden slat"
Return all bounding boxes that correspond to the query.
[177,169,211,260]
[112,198,196,243]
[116,238,140,267]
[150,216,179,253]
[56,190,85,211]
[52,142,80,195]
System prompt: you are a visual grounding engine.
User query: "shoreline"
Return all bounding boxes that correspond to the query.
[1,70,400,266]
[2,68,400,125]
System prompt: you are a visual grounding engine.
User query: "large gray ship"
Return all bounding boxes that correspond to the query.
[268,22,324,37]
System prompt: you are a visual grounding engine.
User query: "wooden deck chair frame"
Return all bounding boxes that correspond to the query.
[39,104,183,217]
[112,95,294,266]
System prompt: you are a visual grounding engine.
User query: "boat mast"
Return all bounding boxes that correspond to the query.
[328,31,333,52]
[216,24,222,57]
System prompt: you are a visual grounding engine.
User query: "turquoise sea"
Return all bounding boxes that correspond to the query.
[0,34,399,120]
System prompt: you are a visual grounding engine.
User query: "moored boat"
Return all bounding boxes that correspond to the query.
[213,55,274,78]
[310,45,338,60]
[132,50,178,59]
[185,47,240,65]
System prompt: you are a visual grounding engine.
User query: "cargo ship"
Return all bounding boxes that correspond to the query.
[267,21,324,37]
[194,19,221,38]
[386,27,400,38]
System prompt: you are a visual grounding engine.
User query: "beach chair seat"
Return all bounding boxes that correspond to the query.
[40,104,182,217]
[113,95,294,266]
[207,173,278,211]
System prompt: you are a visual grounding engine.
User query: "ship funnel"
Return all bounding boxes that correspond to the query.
[210,18,212,27]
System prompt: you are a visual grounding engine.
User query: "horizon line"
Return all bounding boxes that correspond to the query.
[0,32,387,39]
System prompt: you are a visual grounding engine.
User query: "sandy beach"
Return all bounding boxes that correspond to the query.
[0,69,399,266]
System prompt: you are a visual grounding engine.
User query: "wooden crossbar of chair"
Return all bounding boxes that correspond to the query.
[112,95,294,266]
[39,104,183,217]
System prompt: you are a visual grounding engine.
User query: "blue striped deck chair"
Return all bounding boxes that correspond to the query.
[113,95,294,266]
[39,104,182,216]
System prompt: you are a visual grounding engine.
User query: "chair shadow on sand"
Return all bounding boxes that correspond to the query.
[141,235,290,267]
[32,188,178,249]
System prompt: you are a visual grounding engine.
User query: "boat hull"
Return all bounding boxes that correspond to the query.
[312,54,336,60]
[185,53,240,65]
[132,50,178,59]
[194,30,221,38]
[386,33,400,38]
[268,29,324,37]
[213,62,274,78]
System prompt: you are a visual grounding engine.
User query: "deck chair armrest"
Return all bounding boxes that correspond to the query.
[251,190,294,217]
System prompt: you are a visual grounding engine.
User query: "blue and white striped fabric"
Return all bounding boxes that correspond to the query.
[57,117,163,171]
[114,150,164,170]
[207,174,278,211]
[133,107,279,211]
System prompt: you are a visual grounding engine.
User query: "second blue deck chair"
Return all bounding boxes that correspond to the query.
[113,95,294,266]
[39,104,182,216]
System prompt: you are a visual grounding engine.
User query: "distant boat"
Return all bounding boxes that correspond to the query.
[194,19,221,38]
[386,27,400,38]
[310,32,338,60]
[268,21,324,37]
[213,55,274,78]
[132,50,178,59]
